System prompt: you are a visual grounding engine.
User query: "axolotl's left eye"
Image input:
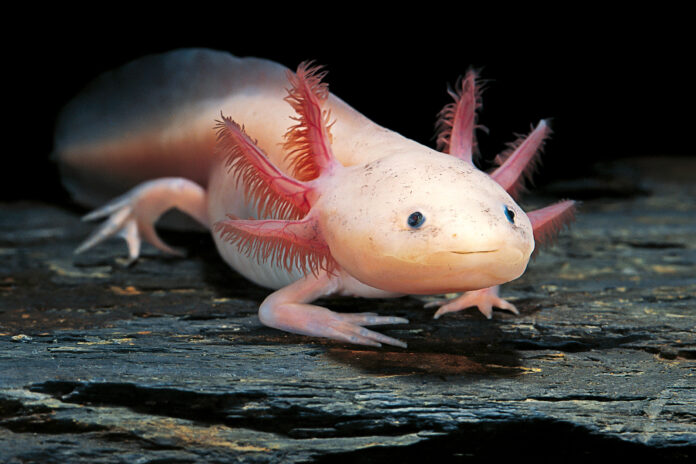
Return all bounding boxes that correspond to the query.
[407,211,426,229]
[503,205,515,224]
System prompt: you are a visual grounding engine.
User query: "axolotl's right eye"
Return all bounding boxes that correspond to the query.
[503,205,515,224]
[407,211,426,229]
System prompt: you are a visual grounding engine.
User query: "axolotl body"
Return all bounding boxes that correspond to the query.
[54,49,575,348]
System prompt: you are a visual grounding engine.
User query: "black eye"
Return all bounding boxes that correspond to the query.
[504,205,515,224]
[407,211,426,229]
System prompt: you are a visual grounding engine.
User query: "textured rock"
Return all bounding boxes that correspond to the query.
[1,157,695,462]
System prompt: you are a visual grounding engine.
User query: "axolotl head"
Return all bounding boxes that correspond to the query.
[317,150,535,294]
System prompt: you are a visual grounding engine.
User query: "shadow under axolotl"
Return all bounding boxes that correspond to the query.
[320,306,650,379]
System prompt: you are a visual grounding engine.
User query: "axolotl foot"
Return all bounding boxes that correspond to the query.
[75,178,208,264]
[425,285,519,319]
[261,302,409,348]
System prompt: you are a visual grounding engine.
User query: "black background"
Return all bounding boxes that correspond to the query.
[6,16,693,204]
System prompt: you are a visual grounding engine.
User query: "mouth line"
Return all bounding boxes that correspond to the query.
[450,249,499,255]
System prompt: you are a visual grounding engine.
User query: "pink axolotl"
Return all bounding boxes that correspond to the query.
[54,48,575,348]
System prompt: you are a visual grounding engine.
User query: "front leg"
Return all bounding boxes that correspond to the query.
[425,285,518,319]
[259,271,409,348]
[76,177,208,263]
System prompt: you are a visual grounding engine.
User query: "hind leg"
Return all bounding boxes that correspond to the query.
[76,177,208,263]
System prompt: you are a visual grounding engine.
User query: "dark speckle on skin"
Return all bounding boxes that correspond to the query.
[414,223,441,238]
[449,165,474,176]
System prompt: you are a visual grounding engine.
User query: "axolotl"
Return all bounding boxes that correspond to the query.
[54,49,576,348]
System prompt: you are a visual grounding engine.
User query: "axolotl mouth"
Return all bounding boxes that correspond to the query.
[449,249,499,255]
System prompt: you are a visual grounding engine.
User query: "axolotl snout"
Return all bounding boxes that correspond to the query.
[54,49,575,348]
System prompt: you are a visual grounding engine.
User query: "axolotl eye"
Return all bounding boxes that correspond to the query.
[407,211,426,229]
[503,205,515,224]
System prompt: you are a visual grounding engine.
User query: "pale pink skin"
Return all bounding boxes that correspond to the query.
[55,49,574,348]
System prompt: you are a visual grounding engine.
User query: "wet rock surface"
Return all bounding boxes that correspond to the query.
[1,157,695,462]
